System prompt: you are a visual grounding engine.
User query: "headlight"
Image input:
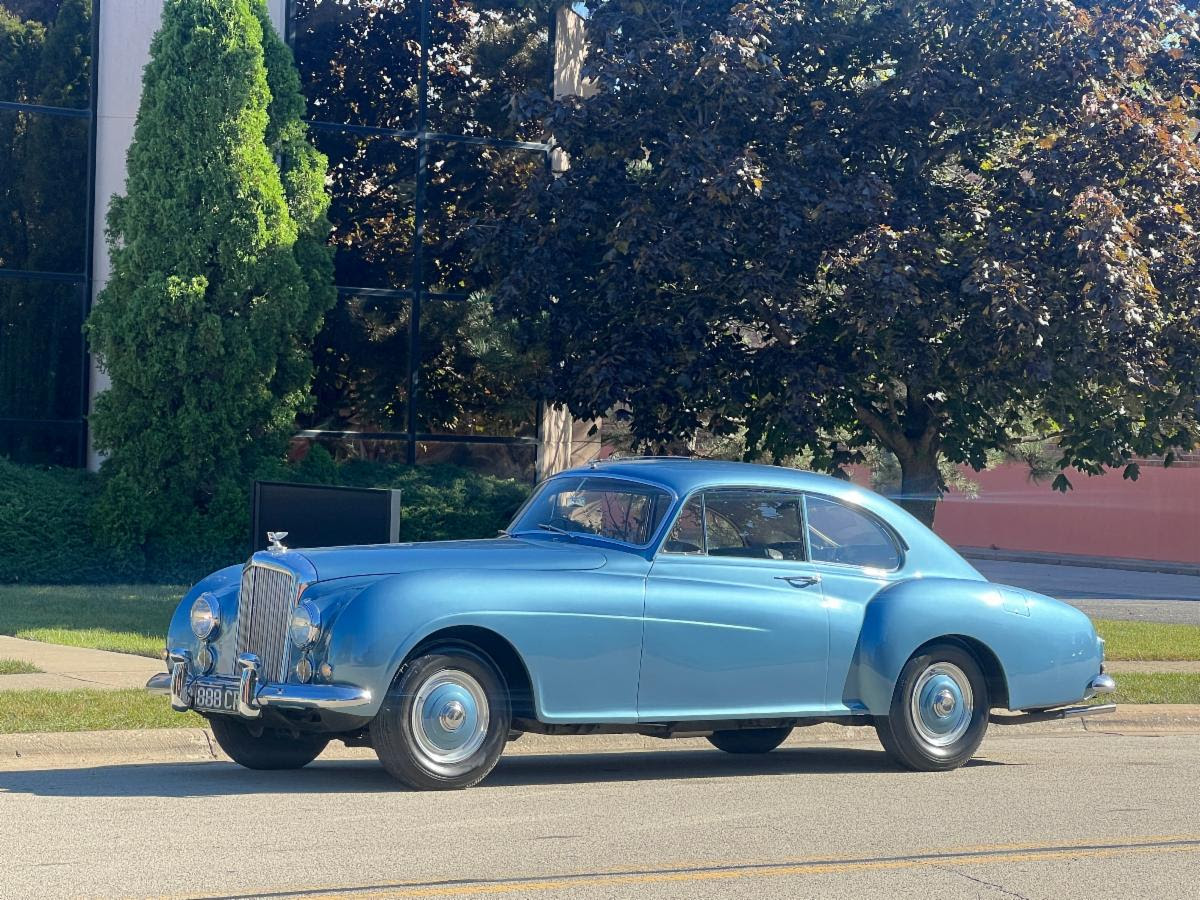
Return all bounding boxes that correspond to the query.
[289,600,321,649]
[190,593,220,640]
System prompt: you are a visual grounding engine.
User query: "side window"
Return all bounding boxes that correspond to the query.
[702,491,806,561]
[804,495,900,570]
[663,497,704,554]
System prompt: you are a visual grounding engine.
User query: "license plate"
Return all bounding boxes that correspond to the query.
[191,684,240,713]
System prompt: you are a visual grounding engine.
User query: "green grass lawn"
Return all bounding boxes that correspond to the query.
[1087,673,1200,705]
[0,584,183,658]
[0,688,204,733]
[1092,619,1200,661]
[0,658,42,675]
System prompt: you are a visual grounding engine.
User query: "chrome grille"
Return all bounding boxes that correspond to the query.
[235,563,298,682]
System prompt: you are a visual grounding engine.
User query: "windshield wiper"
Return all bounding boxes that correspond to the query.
[537,522,575,538]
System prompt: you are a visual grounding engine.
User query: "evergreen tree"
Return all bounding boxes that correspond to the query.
[86,0,334,555]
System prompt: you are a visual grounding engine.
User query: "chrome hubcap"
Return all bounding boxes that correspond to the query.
[439,700,466,731]
[910,662,973,748]
[411,669,489,766]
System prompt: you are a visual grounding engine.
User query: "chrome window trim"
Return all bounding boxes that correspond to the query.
[654,485,906,574]
[655,486,809,563]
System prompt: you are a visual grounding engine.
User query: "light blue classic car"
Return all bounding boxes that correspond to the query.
[149,458,1116,789]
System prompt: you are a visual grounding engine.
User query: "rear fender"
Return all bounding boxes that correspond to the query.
[845,578,1102,714]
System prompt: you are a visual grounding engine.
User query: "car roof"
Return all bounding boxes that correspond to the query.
[558,458,863,499]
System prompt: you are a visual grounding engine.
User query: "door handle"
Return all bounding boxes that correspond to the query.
[776,574,822,588]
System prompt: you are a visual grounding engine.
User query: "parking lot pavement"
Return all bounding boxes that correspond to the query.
[0,729,1197,899]
[972,559,1200,625]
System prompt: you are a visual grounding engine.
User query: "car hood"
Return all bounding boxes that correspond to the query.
[291,537,608,583]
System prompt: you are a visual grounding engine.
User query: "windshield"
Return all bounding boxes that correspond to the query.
[509,476,674,546]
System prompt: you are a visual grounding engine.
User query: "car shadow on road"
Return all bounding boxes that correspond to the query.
[0,746,1011,798]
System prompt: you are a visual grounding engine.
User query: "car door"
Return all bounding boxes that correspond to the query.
[638,489,831,721]
[801,493,907,710]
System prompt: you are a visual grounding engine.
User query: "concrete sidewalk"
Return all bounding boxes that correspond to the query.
[0,635,162,693]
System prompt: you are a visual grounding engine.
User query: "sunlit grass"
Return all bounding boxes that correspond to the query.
[1086,673,1200,705]
[1092,619,1200,662]
[0,689,203,733]
[0,584,182,657]
[0,658,41,675]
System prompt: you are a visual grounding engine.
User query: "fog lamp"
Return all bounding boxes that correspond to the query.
[288,600,321,649]
[189,593,220,640]
[192,644,216,675]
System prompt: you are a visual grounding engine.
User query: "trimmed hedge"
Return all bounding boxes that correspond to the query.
[0,453,531,585]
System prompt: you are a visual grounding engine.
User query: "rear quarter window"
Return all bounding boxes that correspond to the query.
[804,494,901,570]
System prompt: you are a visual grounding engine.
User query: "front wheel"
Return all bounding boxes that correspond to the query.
[209,715,329,770]
[371,645,511,790]
[875,643,989,772]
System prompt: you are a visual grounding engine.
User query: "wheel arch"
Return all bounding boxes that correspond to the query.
[406,625,537,720]
[913,634,1010,710]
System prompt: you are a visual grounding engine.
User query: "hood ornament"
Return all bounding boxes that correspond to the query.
[267,531,289,553]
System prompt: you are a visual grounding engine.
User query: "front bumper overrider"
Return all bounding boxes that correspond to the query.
[146,650,371,718]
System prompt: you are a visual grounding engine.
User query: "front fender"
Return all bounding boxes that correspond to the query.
[847,578,1103,714]
[165,564,243,663]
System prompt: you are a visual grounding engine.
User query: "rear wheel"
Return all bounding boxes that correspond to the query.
[707,727,792,754]
[209,716,329,770]
[372,645,511,790]
[875,642,989,772]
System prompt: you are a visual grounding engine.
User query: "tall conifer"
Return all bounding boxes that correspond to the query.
[87,0,334,554]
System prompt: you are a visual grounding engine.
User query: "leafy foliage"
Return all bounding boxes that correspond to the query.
[85,0,336,549]
[487,0,1200,524]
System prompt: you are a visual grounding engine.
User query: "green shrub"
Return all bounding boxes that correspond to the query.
[0,456,531,585]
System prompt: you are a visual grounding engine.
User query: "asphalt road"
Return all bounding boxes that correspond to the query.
[1,730,1198,900]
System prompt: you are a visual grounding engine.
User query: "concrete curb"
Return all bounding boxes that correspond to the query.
[2,705,1197,770]
[959,547,1200,577]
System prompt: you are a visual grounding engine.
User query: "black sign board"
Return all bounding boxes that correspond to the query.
[251,481,403,552]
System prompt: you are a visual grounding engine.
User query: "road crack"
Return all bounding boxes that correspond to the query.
[936,865,1032,899]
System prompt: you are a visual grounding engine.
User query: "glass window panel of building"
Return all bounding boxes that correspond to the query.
[292,0,550,461]
[0,0,93,467]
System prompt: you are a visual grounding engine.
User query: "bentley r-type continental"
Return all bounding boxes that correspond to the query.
[148,459,1116,789]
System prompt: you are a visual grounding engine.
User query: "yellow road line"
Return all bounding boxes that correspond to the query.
[165,834,1200,900]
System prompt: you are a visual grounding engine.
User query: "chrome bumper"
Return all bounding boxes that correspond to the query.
[990,672,1118,725]
[1086,672,1117,698]
[146,651,371,718]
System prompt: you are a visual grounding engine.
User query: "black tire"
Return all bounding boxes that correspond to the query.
[875,642,990,772]
[707,727,792,754]
[371,644,511,790]
[209,715,329,770]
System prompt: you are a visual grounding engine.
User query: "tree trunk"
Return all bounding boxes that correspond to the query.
[896,450,941,528]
